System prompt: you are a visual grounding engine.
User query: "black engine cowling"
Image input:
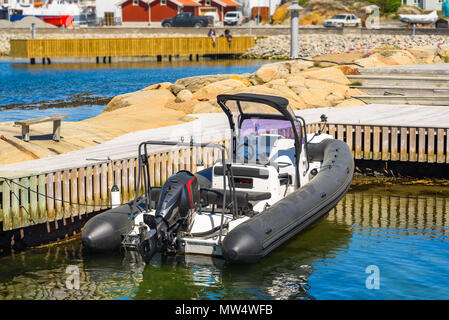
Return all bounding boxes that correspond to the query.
[155,170,200,229]
[139,170,200,262]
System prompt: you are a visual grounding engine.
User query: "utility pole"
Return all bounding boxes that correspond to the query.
[287,1,304,59]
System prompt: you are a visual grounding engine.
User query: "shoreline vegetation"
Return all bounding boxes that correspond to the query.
[0,41,448,167]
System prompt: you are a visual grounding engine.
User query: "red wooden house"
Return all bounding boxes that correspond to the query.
[118,0,200,23]
[195,0,241,21]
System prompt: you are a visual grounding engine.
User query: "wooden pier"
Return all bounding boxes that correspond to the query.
[9,36,256,63]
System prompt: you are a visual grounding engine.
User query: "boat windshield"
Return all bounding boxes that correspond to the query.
[240,118,300,139]
[236,117,302,165]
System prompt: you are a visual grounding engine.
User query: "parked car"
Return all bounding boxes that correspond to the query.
[322,14,361,27]
[162,12,213,28]
[203,12,220,26]
[224,11,243,26]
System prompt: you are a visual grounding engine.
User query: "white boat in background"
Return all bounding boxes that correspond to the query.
[0,0,82,27]
[398,10,438,25]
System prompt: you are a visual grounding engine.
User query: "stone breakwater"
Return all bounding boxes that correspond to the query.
[243,34,449,59]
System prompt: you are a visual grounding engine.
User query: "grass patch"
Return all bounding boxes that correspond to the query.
[350,81,363,87]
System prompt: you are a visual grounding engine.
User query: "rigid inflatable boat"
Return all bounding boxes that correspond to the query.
[81,93,354,264]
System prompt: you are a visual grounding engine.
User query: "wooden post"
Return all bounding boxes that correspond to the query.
[22,125,30,142]
[71,170,78,218]
[418,128,426,162]
[46,173,55,222]
[78,167,86,216]
[2,180,12,231]
[390,127,399,161]
[53,120,62,141]
[121,160,129,203]
[38,174,46,223]
[20,177,30,227]
[382,126,389,161]
[437,128,445,163]
[86,166,93,213]
[93,165,101,211]
[29,176,38,225]
[428,128,435,163]
[63,170,71,219]
[54,171,63,220]
[400,127,408,161]
[409,128,417,162]
[355,126,362,159]
[100,163,108,209]
[128,159,136,201]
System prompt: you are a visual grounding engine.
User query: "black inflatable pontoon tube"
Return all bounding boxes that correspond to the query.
[222,139,354,264]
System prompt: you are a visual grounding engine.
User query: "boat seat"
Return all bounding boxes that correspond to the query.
[200,188,271,209]
[213,165,270,179]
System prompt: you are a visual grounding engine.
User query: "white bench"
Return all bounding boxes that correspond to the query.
[14,115,68,142]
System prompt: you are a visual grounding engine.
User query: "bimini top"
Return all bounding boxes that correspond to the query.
[217,93,289,110]
[216,93,295,132]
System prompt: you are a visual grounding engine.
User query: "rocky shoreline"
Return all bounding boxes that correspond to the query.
[1,42,448,165]
[243,34,449,60]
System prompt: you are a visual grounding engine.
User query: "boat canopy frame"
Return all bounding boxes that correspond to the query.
[217,93,305,188]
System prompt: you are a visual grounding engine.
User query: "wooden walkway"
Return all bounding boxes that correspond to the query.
[1,105,449,233]
[9,37,256,61]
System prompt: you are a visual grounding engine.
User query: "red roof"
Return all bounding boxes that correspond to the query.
[212,0,241,6]
[145,0,200,6]
[172,0,200,6]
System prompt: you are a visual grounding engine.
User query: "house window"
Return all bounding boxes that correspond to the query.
[161,0,167,5]
[206,0,211,6]
[133,0,139,6]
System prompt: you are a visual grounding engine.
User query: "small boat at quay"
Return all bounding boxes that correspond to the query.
[81,93,354,264]
[2,0,80,27]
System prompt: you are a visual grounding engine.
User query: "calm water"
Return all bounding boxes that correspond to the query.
[0,59,265,122]
[0,187,448,300]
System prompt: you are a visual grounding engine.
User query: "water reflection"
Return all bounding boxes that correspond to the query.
[11,59,267,71]
[0,190,448,300]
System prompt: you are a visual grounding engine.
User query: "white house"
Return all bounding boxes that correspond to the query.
[234,0,282,18]
[402,0,443,11]
[95,0,122,24]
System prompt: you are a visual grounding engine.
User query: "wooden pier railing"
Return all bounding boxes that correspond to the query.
[307,122,449,164]
[0,139,230,232]
[1,122,449,232]
[9,36,256,59]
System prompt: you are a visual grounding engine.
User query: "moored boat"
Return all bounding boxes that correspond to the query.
[81,93,354,264]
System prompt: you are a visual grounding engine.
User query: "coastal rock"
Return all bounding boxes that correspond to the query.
[192,100,220,113]
[334,98,365,108]
[254,62,290,83]
[104,89,174,112]
[175,89,193,103]
[407,46,437,64]
[301,67,350,85]
[381,51,415,66]
[169,84,186,95]
[174,74,239,93]
[142,82,172,91]
[354,53,389,68]
[192,79,248,100]
[290,60,314,74]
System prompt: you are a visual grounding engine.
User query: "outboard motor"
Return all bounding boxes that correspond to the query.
[138,170,200,262]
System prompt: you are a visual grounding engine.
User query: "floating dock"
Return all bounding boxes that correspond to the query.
[9,37,256,63]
